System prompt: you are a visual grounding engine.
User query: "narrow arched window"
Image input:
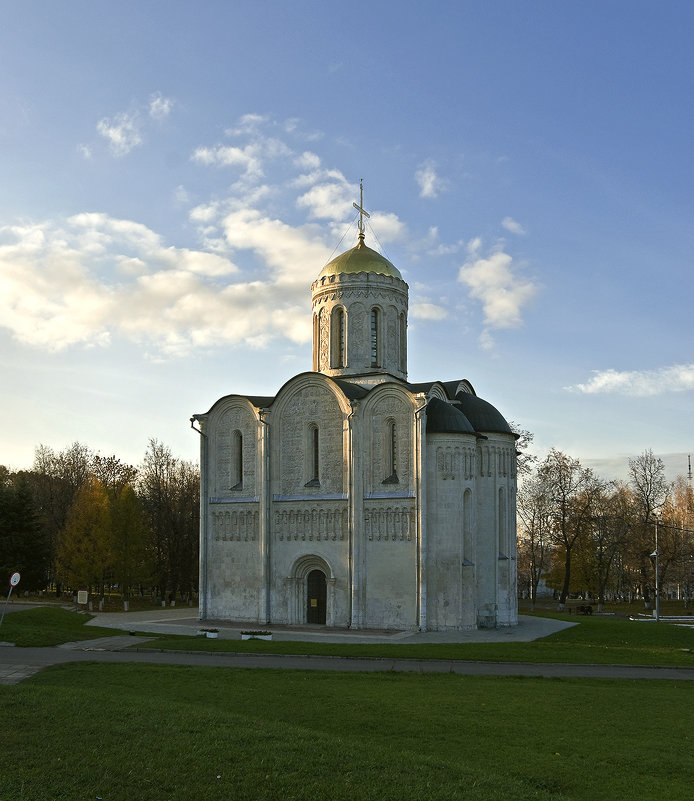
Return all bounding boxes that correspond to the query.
[463,488,473,566]
[230,430,243,490]
[331,306,346,368]
[370,308,379,367]
[382,419,399,484]
[399,312,407,373]
[305,424,320,487]
[338,307,346,366]
[313,426,319,480]
[313,312,320,371]
[498,487,508,559]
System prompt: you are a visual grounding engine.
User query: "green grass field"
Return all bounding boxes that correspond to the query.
[0,606,129,646]
[148,612,694,666]
[2,662,693,800]
[2,607,694,799]
[3,605,694,666]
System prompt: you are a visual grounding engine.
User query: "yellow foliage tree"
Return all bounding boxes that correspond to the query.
[57,476,111,593]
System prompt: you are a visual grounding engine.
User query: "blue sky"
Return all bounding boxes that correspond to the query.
[1,1,692,482]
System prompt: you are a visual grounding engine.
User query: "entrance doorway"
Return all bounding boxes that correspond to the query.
[306,569,327,624]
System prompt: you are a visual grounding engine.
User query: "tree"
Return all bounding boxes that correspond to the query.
[91,455,138,502]
[509,421,538,477]
[57,476,111,594]
[671,476,694,605]
[537,449,602,610]
[110,483,152,602]
[138,440,199,601]
[27,442,95,592]
[628,449,671,609]
[579,482,633,611]
[516,471,553,609]
[0,467,50,591]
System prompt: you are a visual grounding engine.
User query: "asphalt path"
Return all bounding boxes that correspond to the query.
[2,604,694,684]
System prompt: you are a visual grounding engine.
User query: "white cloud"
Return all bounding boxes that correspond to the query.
[96,111,143,156]
[149,92,173,120]
[192,134,291,187]
[220,207,331,287]
[458,247,537,330]
[149,92,174,120]
[410,301,448,321]
[93,93,173,157]
[568,364,694,396]
[501,217,526,235]
[466,237,482,255]
[367,211,406,244]
[415,159,447,199]
[8,114,541,363]
[297,177,353,220]
[173,185,190,204]
[192,144,263,179]
[0,215,241,354]
[294,151,321,171]
[225,113,269,136]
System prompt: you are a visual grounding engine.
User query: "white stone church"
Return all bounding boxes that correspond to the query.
[193,211,518,630]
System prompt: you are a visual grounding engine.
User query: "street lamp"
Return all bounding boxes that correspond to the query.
[650,514,660,622]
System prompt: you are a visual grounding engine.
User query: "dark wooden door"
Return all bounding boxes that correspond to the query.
[306,569,327,624]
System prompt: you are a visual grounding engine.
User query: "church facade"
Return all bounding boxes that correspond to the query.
[192,225,518,630]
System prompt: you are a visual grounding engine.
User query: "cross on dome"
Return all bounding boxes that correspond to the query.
[352,178,370,242]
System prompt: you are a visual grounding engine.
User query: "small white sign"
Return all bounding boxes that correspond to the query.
[77,590,88,605]
[9,572,20,587]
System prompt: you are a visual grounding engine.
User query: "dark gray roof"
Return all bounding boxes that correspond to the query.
[198,375,514,439]
[405,380,442,396]
[454,391,514,436]
[329,378,371,401]
[426,397,476,435]
[196,393,276,417]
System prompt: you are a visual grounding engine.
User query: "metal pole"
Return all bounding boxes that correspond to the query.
[654,517,660,622]
[0,586,13,628]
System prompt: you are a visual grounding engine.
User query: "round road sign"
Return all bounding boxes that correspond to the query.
[9,572,20,587]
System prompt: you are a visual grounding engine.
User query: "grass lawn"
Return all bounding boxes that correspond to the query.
[0,606,133,647]
[3,606,694,666]
[1,663,692,800]
[147,612,694,666]
[2,607,694,799]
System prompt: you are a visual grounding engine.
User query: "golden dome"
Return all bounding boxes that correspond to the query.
[317,234,402,281]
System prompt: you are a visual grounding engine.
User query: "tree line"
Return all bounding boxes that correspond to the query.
[517,448,694,611]
[0,440,199,603]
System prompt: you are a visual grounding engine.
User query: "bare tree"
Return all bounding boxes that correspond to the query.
[138,439,199,602]
[517,472,553,610]
[586,482,634,611]
[537,449,602,610]
[628,449,671,609]
[509,421,538,477]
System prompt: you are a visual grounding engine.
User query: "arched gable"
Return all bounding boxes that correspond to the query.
[359,382,419,495]
[207,395,263,497]
[271,372,352,496]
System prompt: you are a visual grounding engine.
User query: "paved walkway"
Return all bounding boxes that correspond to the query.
[2,606,694,685]
[83,606,579,643]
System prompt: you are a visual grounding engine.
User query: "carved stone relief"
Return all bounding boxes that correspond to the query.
[436,445,476,481]
[274,505,347,542]
[211,507,259,541]
[364,503,415,541]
